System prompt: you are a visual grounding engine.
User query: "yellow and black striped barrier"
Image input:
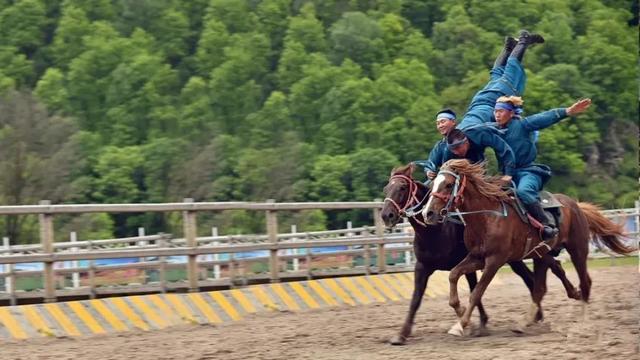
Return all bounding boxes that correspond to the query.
[0,271,465,340]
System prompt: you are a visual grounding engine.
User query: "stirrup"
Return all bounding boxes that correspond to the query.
[525,241,553,259]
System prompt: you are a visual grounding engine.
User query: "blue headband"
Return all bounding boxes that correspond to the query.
[447,138,468,150]
[494,102,515,111]
[436,112,456,121]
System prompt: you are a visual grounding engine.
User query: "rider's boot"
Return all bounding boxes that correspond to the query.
[510,30,545,62]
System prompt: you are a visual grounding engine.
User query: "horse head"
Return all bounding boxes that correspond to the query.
[422,159,509,225]
[381,163,428,228]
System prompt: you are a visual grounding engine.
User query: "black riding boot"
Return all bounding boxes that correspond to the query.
[525,201,558,240]
[510,30,545,62]
[493,36,517,68]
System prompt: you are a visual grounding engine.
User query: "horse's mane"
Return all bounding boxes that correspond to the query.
[441,159,510,202]
[390,163,415,177]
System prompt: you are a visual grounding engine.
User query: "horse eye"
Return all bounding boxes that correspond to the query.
[445,183,453,189]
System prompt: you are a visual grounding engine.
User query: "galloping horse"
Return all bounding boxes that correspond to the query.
[381,163,579,344]
[422,159,635,336]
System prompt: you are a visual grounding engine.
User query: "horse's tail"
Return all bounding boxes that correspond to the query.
[577,202,636,255]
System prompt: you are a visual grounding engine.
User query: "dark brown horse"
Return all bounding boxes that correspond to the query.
[381,163,578,344]
[422,159,635,336]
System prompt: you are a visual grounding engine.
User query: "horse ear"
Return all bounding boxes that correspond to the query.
[408,162,416,175]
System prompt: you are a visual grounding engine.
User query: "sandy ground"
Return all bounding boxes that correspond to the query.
[3,265,638,360]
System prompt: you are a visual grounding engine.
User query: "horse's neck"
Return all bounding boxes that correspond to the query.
[461,181,502,214]
[414,181,429,202]
[412,220,463,258]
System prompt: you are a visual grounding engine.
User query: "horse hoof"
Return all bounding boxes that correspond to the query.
[389,335,407,345]
[571,289,582,301]
[472,326,490,337]
[510,324,526,334]
[447,322,466,337]
[511,320,535,334]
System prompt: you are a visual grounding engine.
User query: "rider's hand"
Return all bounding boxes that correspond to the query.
[566,98,592,116]
[426,171,436,180]
[500,175,512,186]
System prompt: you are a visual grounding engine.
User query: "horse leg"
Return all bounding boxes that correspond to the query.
[525,258,549,326]
[464,272,489,329]
[390,262,434,345]
[447,255,484,336]
[448,255,484,319]
[546,257,581,300]
[450,257,501,337]
[507,260,543,322]
[566,246,592,321]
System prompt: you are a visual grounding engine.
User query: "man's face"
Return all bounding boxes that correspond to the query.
[436,118,456,136]
[450,141,470,157]
[494,108,514,127]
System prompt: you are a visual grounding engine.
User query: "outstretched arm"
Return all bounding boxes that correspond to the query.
[522,98,592,131]
[566,98,592,116]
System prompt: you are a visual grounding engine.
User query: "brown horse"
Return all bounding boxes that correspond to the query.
[381,163,580,344]
[422,159,635,336]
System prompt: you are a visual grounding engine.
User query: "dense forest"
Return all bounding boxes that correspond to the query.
[0,0,637,243]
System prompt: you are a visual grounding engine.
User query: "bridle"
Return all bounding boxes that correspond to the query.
[430,169,508,225]
[431,170,467,219]
[383,174,428,226]
[384,174,420,215]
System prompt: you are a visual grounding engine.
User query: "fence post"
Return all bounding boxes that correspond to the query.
[635,200,639,272]
[305,231,312,279]
[137,227,147,284]
[3,237,15,305]
[362,227,371,275]
[183,198,199,292]
[266,199,279,283]
[70,232,80,289]
[158,234,167,293]
[212,227,220,279]
[373,199,386,273]
[39,200,56,302]
[88,240,96,299]
[291,225,298,272]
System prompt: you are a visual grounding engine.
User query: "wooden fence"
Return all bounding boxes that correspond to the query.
[0,199,409,304]
[0,200,637,304]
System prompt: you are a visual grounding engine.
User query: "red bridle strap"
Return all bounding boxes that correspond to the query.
[431,174,467,209]
[383,174,419,214]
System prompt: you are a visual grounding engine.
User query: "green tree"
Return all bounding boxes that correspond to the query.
[430,5,500,90]
[289,55,361,141]
[177,76,217,143]
[0,0,46,56]
[0,91,80,243]
[204,0,257,33]
[194,18,231,76]
[50,3,91,69]
[92,145,144,203]
[245,91,293,148]
[329,11,387,73]
[0,46,33,88]
[284,3,327,53]
[208,32,271,133]
[34,67,68,112]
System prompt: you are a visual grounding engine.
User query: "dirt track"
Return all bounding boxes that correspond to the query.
[4,265,638,360]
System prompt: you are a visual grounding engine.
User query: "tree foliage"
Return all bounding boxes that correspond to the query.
[0,0,635,241]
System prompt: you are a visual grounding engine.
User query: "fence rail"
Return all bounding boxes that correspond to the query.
[0,200,637,304]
